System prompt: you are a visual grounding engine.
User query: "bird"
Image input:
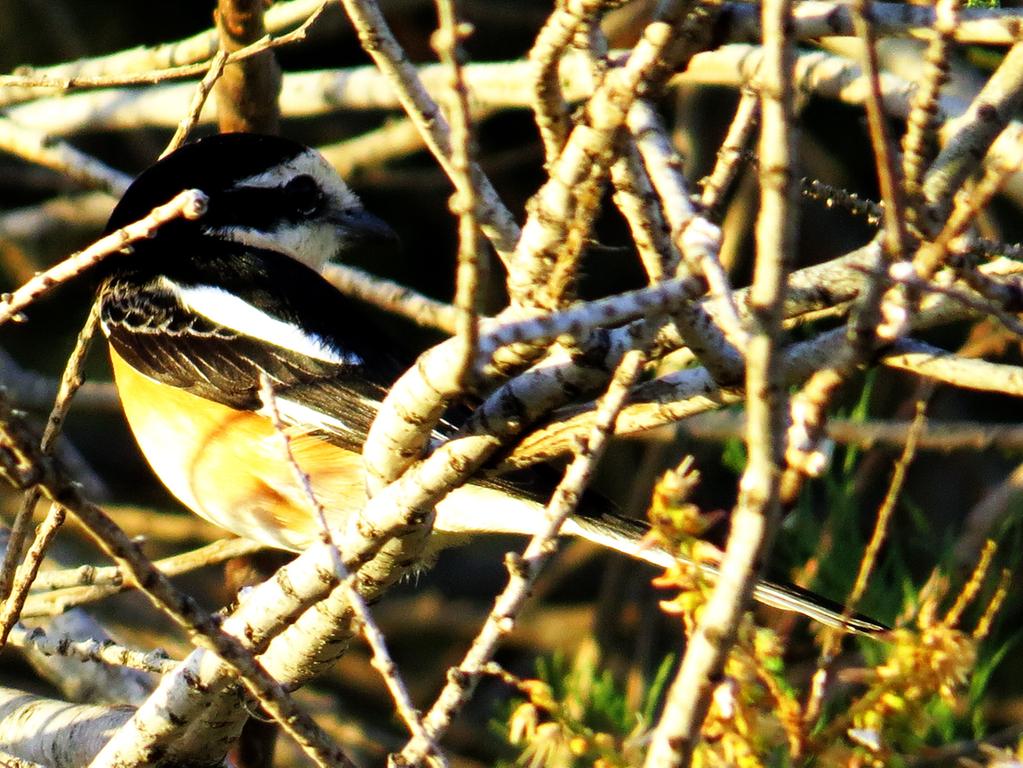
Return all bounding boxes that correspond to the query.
[96,133,886,636]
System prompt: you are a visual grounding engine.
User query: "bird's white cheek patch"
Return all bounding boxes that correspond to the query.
[202,222,338,272]
[160,279,360,366]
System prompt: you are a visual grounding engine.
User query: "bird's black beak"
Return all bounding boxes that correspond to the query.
[332,207,401,261]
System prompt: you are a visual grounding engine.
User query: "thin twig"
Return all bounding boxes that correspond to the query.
[337,0,520,263]
[162,49,229,158]
[0,119,132,195]
[474,274,705,366]
[22,538,265,617]
[0,509,67,647]
[7,622,178,675]
[0,0,328,101]
[0,304,101,649]
[320,104,494,178]
[433,0,481,393]
[643,0,797,758]
[851,0,911,262]
[609,135,681,282]
[681,410,1023,453]
[946,540,997,629]
[699,88,760,218]
[0,190,208,326]
[804,397,928,724]
[321,263,460,333]
[399,336,650,765]
[901,0,959,216]
[258,376,443,764]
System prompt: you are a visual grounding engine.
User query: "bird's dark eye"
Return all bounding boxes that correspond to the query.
[284,174,323,216]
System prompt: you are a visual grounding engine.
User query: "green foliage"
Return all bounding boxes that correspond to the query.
[721,432,748,475]
[969,635,1019,737]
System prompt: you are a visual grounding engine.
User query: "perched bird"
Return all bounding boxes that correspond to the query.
[98,133,885,635]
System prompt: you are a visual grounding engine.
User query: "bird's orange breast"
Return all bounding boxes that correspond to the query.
[109,346,366,551]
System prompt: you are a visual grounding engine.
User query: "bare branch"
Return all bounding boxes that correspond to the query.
[337,0,520,262]
[0,190,208,327]
[643,0,798,759]
[0,687,131,767]
[0,305,102,649]
[0,120,131,195]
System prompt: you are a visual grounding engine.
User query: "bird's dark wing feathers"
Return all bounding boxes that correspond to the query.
[100,254,397,453]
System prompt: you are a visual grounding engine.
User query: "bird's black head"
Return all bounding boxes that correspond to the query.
[106,133,396,271]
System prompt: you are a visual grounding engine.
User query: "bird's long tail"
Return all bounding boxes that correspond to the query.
[434,482,888,636]
[563,510,888,636]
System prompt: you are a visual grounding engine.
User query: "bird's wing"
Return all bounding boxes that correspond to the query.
[100,245,400,453]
